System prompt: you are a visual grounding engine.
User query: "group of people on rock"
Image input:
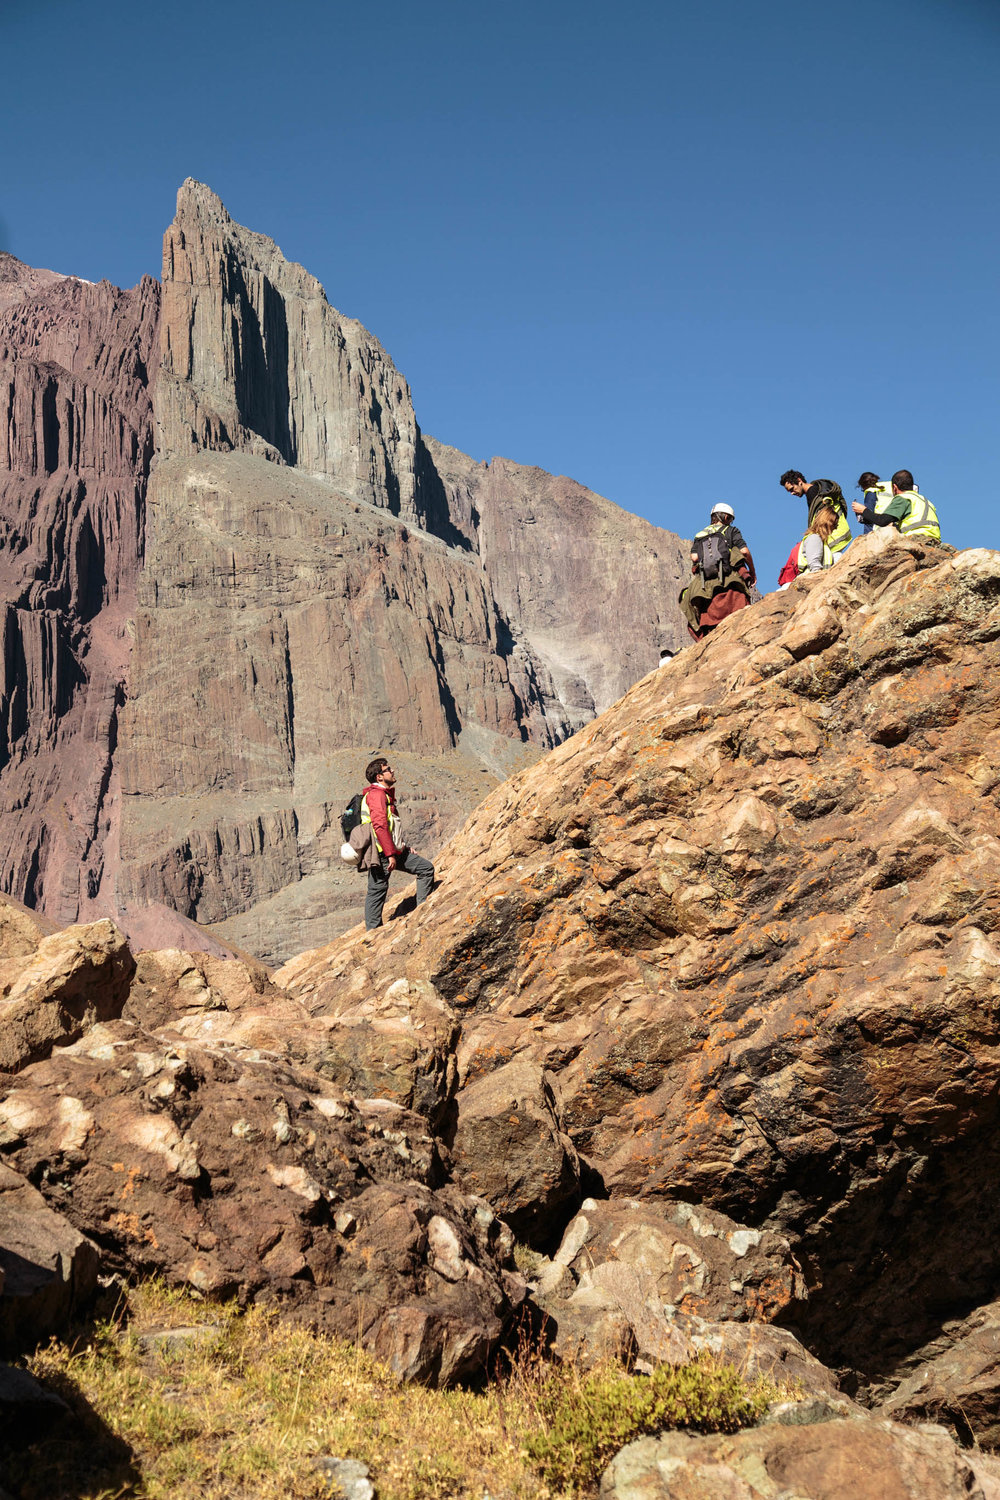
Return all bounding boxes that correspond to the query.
[678,467,942,642]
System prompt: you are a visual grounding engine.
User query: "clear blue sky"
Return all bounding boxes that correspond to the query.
[2,0,997,585]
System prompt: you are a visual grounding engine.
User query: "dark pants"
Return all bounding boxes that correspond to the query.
[365,849,436,930]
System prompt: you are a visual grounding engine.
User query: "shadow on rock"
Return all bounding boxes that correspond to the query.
[1,1362,140,1500]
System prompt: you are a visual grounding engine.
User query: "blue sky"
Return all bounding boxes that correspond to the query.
[2,0,997,585]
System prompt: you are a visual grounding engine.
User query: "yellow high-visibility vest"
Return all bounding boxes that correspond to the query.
[797,534,834,574]
[863,481,895,514]
[896,491,941,541]
[828,507,852,554]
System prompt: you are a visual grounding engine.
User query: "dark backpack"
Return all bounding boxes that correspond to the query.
[340,792,364,841]
[813,479,847,518]
[695,527,731,580]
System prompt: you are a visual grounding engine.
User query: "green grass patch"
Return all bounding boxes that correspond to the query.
[5,1281,785,1500]
[525,1356,774,1491]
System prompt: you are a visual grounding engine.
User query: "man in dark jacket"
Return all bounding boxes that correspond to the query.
[780,470,852,555]
[359,756,435,930]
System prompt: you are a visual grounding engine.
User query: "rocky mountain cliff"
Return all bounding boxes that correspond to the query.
[6,533,1000,1494]
[0,254,159,926]
[0,186,688,959]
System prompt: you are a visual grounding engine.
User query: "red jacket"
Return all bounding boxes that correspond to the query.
[778,542,800,586]
[362,783,400,857]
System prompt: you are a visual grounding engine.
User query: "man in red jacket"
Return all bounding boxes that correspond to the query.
[360,756,436,930]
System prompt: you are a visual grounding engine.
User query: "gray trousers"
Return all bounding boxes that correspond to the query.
[365,848,436,930]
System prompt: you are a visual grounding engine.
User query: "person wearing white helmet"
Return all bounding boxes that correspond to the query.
[679,503,757,641]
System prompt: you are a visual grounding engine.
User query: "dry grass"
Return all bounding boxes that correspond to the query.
[5,1281,783,1500]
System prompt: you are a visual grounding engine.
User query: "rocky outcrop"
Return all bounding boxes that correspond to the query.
[0,260,159,925]
[280,532,1000,1388]
[0,1016,523,1384]
[602,1416,1000,1500]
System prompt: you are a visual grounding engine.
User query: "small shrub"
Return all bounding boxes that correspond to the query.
[525,1355,774,1491]
[513,1242,546,1280]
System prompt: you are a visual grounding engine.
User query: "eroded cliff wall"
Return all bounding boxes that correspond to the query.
[0,256,159,923]
[0,186,688,960]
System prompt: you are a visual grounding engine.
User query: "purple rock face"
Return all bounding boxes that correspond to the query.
[0,188,687,961]
[0,260,159,925]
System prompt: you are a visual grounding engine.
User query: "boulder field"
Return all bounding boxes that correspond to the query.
[4,530,1000,1493]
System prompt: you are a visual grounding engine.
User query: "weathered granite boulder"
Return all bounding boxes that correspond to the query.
[601,1417,1000,1500]
[0,917,134,1073]
[0,1163,99,1353]
[150,964,460,1133]
[449,1058,581,1241]
[876,1297,1000,1448]
[283,535,1000,1382]
[0,1022,521,1383]
[550,1198,805,1325]
[527,1198,824,1388]
[124,945,288,1030]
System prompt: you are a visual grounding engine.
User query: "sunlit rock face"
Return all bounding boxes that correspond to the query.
[0,254,159,925]
[0,187,687,962]
[280,533,1000,1380]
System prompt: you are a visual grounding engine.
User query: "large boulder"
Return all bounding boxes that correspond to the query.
[449,1058,580,1241]
[0,1163,99,1353]
[0,1022,522,1384]
[602,1415,1000,1500]
[528,1199,827,1391]
[550,1198,805,1324]
[0,915,135,1074]
[153,965,460,1133]
[281,536,1000,1379]
[876,1297,1000,1449]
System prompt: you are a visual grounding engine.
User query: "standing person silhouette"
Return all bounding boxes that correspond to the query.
[357,757,435,930]
[679,503,757,640]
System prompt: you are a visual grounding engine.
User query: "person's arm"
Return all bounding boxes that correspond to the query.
[803,533,825,572]
[367,786,400,859]
[858,496,908,528]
